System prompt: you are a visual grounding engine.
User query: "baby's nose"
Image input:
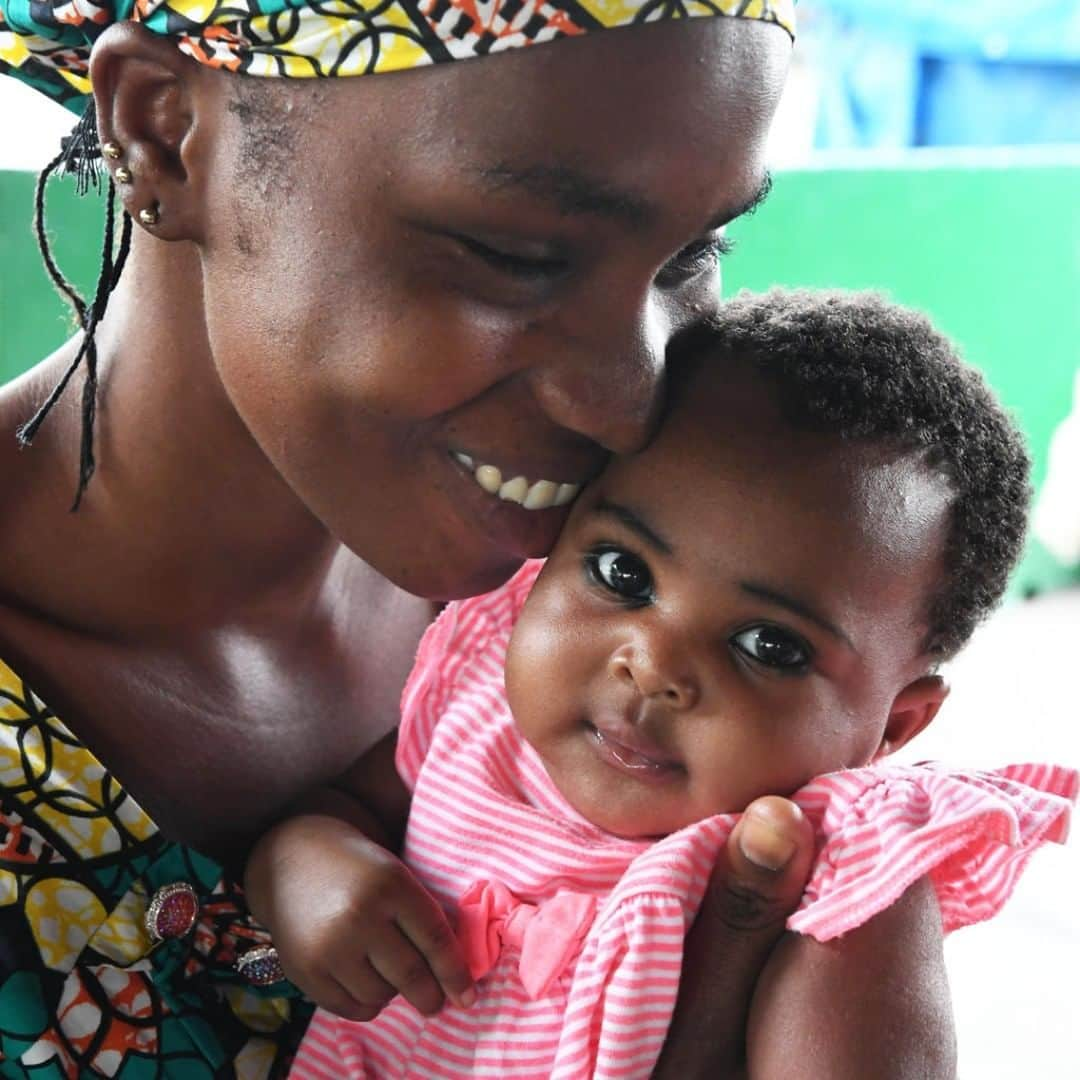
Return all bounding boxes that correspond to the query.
[609,641,700,712]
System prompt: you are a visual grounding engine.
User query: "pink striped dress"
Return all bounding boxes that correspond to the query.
[292,561,1077,1080]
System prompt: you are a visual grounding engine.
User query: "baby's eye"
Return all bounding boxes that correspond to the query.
[585,548,654,602]
[731,625,811,672]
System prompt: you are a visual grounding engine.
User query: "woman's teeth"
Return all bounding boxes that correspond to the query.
[453,453,580,510]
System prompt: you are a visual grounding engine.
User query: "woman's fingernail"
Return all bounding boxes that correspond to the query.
[459,986,477,1008]
[740,808,798,871]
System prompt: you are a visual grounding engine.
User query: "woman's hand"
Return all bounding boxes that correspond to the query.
[244,810,476,1021]
[653,796,816,1079]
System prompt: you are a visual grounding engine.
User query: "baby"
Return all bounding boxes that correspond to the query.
[247,290,1076,1079]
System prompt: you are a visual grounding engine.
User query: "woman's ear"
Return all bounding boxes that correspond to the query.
[89,21,210,243]
[872,674,950,762]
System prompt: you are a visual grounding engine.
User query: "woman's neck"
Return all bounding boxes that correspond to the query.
[0,232,344,639]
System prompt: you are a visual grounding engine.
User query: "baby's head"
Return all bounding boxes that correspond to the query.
[506,289,1031,839]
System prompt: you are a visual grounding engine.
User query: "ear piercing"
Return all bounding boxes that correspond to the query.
[100,139,157,224]
[102,141,134,183]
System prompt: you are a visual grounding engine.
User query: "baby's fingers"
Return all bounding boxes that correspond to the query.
[366,927,447,1017]
[306,963,396,1023]
[393,888,475,1013]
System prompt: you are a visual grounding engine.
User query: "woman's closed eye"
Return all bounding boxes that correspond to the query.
[447,227,731,292]
[453,232,569,281]
[655,233,734,288]
[585,547,655,603]
[731,624,812,673]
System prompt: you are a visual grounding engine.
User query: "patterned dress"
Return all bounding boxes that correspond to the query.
[0,658,311,1079]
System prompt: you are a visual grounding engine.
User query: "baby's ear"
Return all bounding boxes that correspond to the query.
[872,675,950,762]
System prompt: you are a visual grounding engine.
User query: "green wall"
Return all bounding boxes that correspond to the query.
[3,159,1078,594]
[1,171,105,381]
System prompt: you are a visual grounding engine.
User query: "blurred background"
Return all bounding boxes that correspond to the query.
[1,3,1078,1076]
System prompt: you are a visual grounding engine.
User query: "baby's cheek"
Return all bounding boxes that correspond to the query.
[502,632,531,724]
[505,606,561,731]
[685,731,801,816]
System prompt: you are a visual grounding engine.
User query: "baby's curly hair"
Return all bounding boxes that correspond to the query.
[677,288,1031,659]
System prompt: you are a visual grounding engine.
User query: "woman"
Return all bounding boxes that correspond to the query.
[0,2,951,1076]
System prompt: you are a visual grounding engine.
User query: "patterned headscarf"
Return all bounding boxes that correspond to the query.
[1,0,795,113]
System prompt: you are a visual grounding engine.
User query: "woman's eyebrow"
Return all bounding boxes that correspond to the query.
[737,582,855,651]
[707,171,773,230]
[475,164,773,231]
[593,499,673,556]
[477,163,653,225]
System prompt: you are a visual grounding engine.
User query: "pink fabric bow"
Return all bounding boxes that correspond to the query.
[457,880,598,1000]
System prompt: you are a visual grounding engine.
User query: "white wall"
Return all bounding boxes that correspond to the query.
[0,76,78,171]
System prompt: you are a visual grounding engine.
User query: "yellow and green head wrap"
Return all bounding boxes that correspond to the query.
[1,0,794,113]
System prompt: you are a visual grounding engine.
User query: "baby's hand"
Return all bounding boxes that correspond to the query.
[244,812,475,1021]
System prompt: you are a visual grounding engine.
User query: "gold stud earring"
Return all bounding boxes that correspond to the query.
[138,205,160,226]
[114,166,133,184]
[101,141,123,160]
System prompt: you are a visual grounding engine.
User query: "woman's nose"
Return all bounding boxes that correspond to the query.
[526,295,669,455]
[608,640,700,711]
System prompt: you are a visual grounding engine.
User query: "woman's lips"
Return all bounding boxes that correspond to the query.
[451,450,582,509]
[444,449,576,561]
[587,722,682,782]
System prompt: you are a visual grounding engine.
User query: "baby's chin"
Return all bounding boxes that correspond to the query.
[531,733,749,840]
[562,779,812,842]
[562,792,726,842]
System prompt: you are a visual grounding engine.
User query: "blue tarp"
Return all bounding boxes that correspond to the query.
[808,1,1080,147]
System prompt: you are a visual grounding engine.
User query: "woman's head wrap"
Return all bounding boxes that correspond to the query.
[2,0,794,112]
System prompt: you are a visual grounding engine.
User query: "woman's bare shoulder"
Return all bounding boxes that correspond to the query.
[0,354,87,601]
[746,877,956,1080]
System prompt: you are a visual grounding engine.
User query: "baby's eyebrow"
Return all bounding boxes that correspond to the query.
[592,499,673,556]
[738,582,856,652]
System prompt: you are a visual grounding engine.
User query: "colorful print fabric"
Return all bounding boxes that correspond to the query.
[0,0,796,112]
[0,657,311,1078]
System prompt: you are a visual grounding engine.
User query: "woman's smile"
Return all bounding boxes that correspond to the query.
[451,450,582,509]
[441,446,586,563]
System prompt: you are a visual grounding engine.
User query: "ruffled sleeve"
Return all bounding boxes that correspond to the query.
[396,560,545,790]
[788,762,1078,942]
